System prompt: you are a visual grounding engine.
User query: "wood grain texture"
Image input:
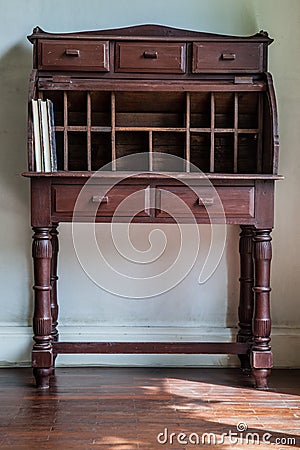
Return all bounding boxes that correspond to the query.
[32,227,53,388]
[115,42,186,74]
[53,342,249,355]
[38,40,109,71]
[50,225,59,343]
[252,228,273,389]
[0,368,299,449]
[192,42,264,73]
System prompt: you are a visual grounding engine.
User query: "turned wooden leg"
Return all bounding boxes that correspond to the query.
[32,227,53,389]
[237,225,254,374]
[50,224,59,343]
[251,228,273,389]
[50,224,59,370]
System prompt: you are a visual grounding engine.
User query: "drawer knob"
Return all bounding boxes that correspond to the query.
[143,50,158,59]
[221,52,236,61]
[197,197,214,206]
[92,195,109,204]
[65,48,80,57]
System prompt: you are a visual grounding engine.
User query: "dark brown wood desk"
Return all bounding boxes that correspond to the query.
[24,25,282,389]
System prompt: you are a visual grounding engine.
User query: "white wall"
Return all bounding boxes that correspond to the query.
[0,0,299,368]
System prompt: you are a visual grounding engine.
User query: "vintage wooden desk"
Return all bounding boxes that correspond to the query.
[24,25,282,389]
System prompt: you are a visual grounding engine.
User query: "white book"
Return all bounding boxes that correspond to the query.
[38,99,51,172]
[31,99,42,172]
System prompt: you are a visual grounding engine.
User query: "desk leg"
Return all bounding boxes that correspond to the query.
[251,228,273,389]
[50,224,59,371]
[50,225,59,343]
[32,227,53,389]
[237,225,254,374]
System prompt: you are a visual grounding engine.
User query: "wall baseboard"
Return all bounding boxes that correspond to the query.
[0,326,299,368]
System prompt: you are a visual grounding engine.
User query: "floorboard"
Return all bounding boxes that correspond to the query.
[0,368,299,449]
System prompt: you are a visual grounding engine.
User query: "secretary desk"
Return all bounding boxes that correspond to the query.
[23,24,282,389]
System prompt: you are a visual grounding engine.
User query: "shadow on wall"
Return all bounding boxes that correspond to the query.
[0,43,31,201]
[0,43,34,325]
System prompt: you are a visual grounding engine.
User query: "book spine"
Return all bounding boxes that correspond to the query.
[37,99,45,171]
[31,99,42,172]
[39,99,51,172]
[47,99,57,172]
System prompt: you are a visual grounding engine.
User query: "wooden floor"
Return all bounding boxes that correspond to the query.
[0,368,299,449]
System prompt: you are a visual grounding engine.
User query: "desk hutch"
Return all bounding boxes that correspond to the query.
[24,25,282,389]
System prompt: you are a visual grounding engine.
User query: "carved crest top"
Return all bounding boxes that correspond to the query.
[28,24,272,43]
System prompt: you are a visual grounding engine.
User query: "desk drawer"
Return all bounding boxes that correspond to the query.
[39,40,109,71]
[192,42,263,73]
[53,184,150,217]
[115,42,186,73]
[155,185,255,219]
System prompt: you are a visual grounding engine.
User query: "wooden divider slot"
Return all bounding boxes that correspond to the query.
[40,88,265,174]
[63,91,68,171]
[87,92,91,171]
[210,93,215,173]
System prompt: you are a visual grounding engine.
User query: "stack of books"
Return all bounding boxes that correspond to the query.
[31,99,57,172]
